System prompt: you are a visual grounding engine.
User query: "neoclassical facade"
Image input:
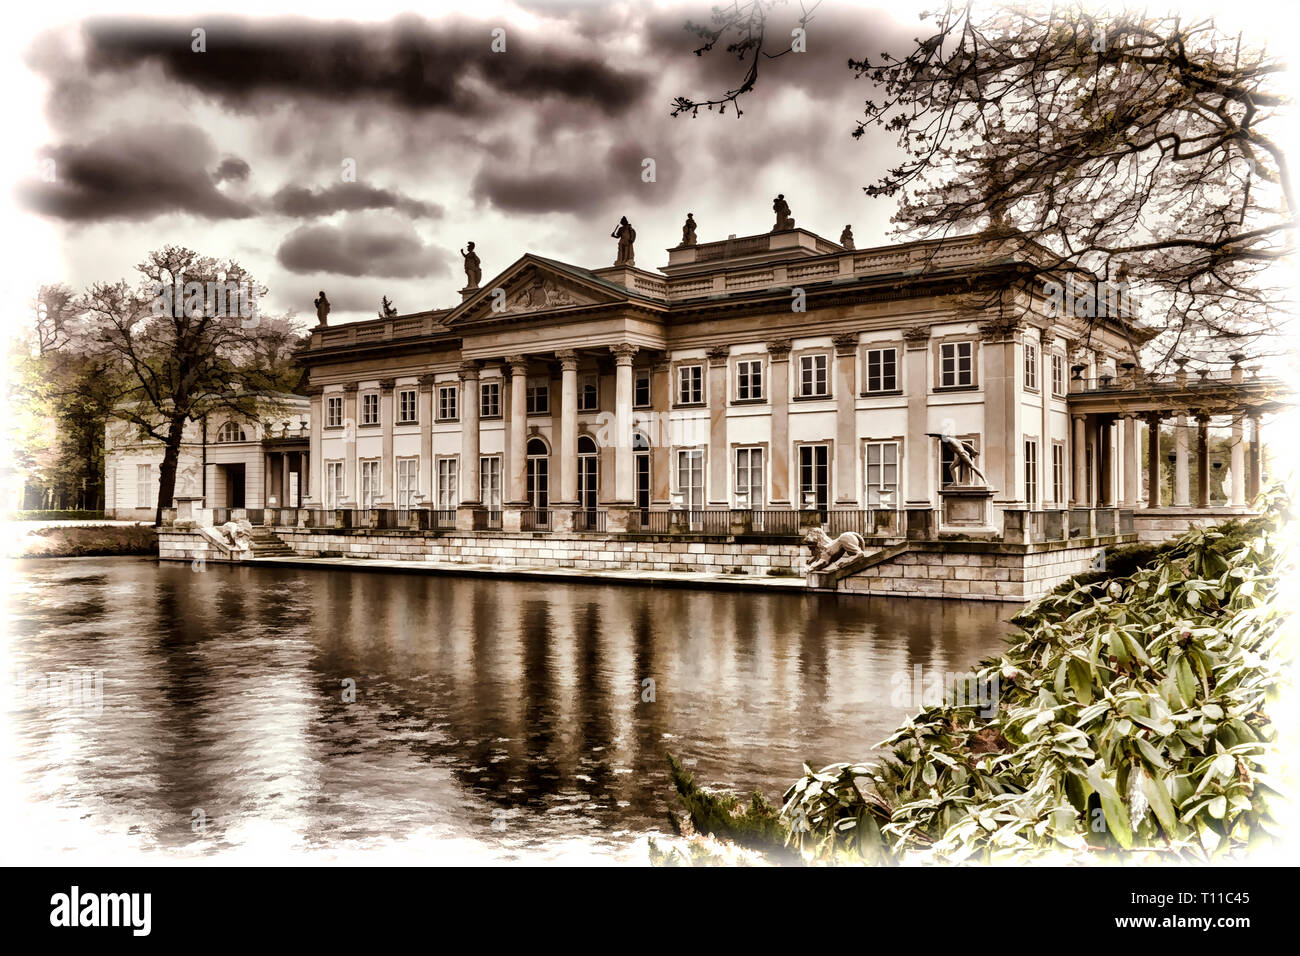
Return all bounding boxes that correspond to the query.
[299,225,1176,533]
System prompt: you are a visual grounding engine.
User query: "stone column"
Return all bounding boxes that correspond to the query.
[612,344,639,503]
[1040,326,1054,505]
[557,350,579,506]
[651,359,671,504]
[1248,414,1262,501]
[1071,414,1086,507]
[307,387,323,504]
[1145,412,1162,508]
[458,361,480,504]
[980,320,1022,503]
[1230,413,1246,506]
[1195,412,1210,508]
[507,358,529,504]
[1098,418,1113,506]
[378,378,394,505]
[343,383,358,503]
[833,332,859,505]
[767,340,792,505]
[281,454,291,510]
[903,326,931,506]
[418,374,435,503]
[1174,414,1190,506]
[1122,414,1138,507]
[706,345,729,505]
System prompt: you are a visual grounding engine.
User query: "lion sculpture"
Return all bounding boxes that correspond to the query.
[802,527,867,573]
[215,520,253,551]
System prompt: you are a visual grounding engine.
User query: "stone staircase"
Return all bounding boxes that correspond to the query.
[248,527,296,558]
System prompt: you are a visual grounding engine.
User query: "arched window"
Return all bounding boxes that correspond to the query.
[217,421,246,443]
[577,435,598,455]
[526,438,549,509]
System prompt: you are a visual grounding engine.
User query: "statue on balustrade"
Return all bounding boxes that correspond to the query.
[314,290,330,326]
[772,194,795,231]
[379,296,398,318]
[681,213,697,246]
[840,225,855,249]
[612,216,636,266]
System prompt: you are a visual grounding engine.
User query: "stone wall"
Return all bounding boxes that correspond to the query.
[833,538,1128,603]
[1130,509,1253,544]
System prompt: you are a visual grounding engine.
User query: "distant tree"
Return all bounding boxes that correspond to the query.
[673,1,1293,367]
[67,246,305,524]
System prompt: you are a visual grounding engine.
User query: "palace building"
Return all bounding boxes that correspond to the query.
[296,219,1265,536]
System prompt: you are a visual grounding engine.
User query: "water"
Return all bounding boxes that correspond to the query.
[4,557,1014,863]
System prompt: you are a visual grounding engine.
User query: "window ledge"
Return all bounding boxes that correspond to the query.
[731,397,767,406]
[860,389,903,398]
[934,384,979,393]
[793,393,832,402]
[674,401,707,409]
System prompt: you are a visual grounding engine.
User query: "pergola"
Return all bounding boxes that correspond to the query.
[1065,356,1286,510]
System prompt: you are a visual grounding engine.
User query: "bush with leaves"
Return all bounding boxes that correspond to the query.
[777,496,1289,863]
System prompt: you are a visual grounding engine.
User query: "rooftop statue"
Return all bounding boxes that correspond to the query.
[314,290,330,326]
[379,296,398,318]
[772,194,795,232]
[461,242,481,288]
[840,225,855,250]
[612,216,636,266]
[681,213,697,247]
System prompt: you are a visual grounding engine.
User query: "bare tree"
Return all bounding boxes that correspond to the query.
[672,1,1293,366]
[74,246,303,525]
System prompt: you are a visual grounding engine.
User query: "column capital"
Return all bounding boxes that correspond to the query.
[610,343,639,366]
[765,338,792,360]
[832,332,859,356]
[378,378,395,392]
[457,360,481,381]
[418,373,438,389]
[304,385,324,397]
[706,344,730,367]
[506,357,530,377]
[342,382,359,393]
[979,318,1023,342]
[556,349,580,371]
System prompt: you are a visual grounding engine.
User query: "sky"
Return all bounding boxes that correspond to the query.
[9,0,925,326]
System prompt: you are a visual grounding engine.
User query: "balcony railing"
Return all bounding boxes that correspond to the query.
[572,509,606,533]
[484,509,503,530]
[750,509,801,535]
[521,508,551,532]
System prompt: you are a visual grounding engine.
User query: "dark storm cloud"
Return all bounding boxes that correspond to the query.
[471,141,679,215]
[270,183,444,219]
[18,124,255,221]
[276,219,449,278]
[70,14,650,117]
[212,157,251,183]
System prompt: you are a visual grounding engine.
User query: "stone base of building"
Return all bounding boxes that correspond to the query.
[1130,507,1257,544]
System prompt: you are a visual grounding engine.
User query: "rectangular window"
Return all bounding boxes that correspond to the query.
[798,444,830,514]
[325,461,344,509]
[480,381,501,419]
[326,395,343,428]
[634,370,651,408]
[361,392,379,426]
[865,441,900,507]
[397,389,417,423]
[396,457,418,508]
[734,447,764,506]
[360,460,380,507]
[677,365,703,405]
[865,348,898,393]
[136,464,152,508]
[437,458,458,510]
[1051,442,1066,503]
[480,456,502,511]
[437,385,458,421]
[1024,340,1039,390]
[526,380,549,415]
[578,376,599,412]
[940,342,974,388]
[735,359,764,401]
[1051,353,1066,397]
[1024,438,1039,503]
[677,449,704,509]
[798,354,829,397]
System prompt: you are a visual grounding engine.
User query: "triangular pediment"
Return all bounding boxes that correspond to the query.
[446,255,633,327]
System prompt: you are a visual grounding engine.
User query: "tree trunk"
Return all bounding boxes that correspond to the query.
[155,414,187,527]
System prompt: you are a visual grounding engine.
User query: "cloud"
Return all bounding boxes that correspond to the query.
[71,14,651,117]
[269,183,443,219]
[275,217,450,278]
[212,157,251,183]
[18,123,256,221]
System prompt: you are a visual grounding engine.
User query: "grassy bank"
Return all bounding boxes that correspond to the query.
[654,498,1289,865]
[12,524,158,558]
